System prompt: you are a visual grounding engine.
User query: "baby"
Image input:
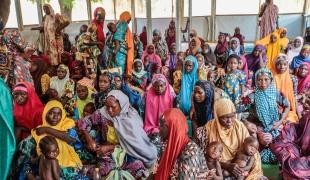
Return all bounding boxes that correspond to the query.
[205,141,223,180]
[83,102,96,117]
[225,136,259,180]
[39,136,60,180]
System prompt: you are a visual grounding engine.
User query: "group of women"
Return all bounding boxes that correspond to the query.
[0,3,310,180]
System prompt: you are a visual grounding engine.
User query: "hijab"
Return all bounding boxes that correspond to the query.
[215,34,228,55]
[144,74,174,134]
[297,63,310,94]
[229,37,241,56]
[141,44,162,65]
[290,45,310,70]
[31,100,82,167]
[92,7,106,46]
[266,32,281,73]
[132,59,147,78]
[155,108,189,180]
[76,78,94,119]
[246,45,267,72]
[50,64,70,97]
[287,36,304,64]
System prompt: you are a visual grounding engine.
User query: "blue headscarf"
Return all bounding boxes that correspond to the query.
[254,68,280,137]
[290,45,310,70]
[179,55,198,115]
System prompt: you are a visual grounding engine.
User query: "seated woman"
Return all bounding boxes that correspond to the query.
[186,37,201,56]
[13,82,44,143]
[131,59,149,90]
[152,108,207,179]
[76,90,157,178]
[237,68,290,164]
[296,63,310,116]
[271,111,310,179]
[197,98,264,179]
[141,44,162,66]
[290,44,310,72]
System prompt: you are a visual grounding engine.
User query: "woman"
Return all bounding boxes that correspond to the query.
[179,55,198,115]
[287,36,303,64]
[94,71,115,109]
[201,42,217,66]
[165,20,176,50]
[245,45,267,73]
[258,0,278,38]
[154,108,207,179]
[92,7,106,50]
[114,11,134,75]
[153,29,169,65]
[290,44,310,71]
[13,82,44,143]
[0,78,16,179]
[297,62,310,94]
[32,4,69,66]
[186,37,201,56]
[76,90,157,178]
[214,33,229,67]
[144,74,175,135]
[197,98,264,179]
[271,111,310,179]
[141,44,162,66]
[50,64,75,98]
[30,59,50,98]
[266,32,281,72]
[196,54,209,81]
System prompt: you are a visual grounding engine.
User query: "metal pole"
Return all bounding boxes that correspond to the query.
[86,0,92,23]
[36,0,43,26]
[188,0,192,41]
[176,0,182,51]
[211,0,216,42]
[146,0,152,44]
[15,0,23,31]
[113,0,117,20]
[131,0,136,33]
[302,0,309,36]
[255,0,262,41]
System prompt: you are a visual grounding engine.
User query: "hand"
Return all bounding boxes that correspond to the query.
[257,132,272,146]
[272,120,282,130]
[35,127,51,136]
[86,139,97,152]
[95,145,112,155]
[227,163,243,177]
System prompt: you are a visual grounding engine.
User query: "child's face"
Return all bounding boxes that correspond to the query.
[238,60,244,70]
[280,30,287,38]
[170,44,177,54]
[45,144,59,159]
[177,53,184,61]
[253,48,261,57]
[231,40,238,50]
[147,45,155,54]
[276,60,288,74]
[228,57,239,71]
[301,49,310,58]
[13,90,28,105]
[184,60,194,73]
[207,143,223,159]
[46,107,62,126]
[298,64,309,78]
[197,57,204,68]
[83,105,94,117]
[134,61,143,73]
[193,86,205,103]
[235,28,240,34]
[114,77,122,90]
[270,34,277,43]
[99,75,110,92]
[207,72,216,82]
[256,74,271,90]
[77,85,88,100]
[108,23,117,33]
[57,69,67,80]
[49,89,58,98]
[189,39,196,50]
[293,39,301,48]
[152,80,166,95]
[218,35,225,43]
[244,141,259,156]
[74,66,82,75]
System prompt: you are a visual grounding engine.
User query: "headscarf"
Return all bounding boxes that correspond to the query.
[76,78,94,119]
[190,37,201,55]
[215,34,228,55]
[141,44,162,65]
[193,81,214,127]
[273,54,298,122]
[94,71,115,109]
[290,45,310,70]
[31,100,82,167]
[13,82,44,133]
[246,45,267,72]
[132,59,147,78]
[297,63,310,94]
[266,32,281,73]
[152,29,169,63]
[155,108,189,180]
[287,36,304,64]
[99,90,157,167]
[119,11,131,22]
[240,56,249,79]
[179,55,199,115]
[0,78,16,179]
[278,28,289,49]
[205,98,263,179]
[50,64,70,97]
[256,27,287,47]
[254,68,280,137]
[202,42,217,66]
[92,7,106,47]
[30,59,49,96]
[144,74,174,134]
[229,37,241,56]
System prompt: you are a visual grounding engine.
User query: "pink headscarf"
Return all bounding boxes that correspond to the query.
[297,63,310,94]
[141,44,162,65]
[143,74,174,134]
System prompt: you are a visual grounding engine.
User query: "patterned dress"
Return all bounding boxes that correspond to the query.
[224,70,246,104]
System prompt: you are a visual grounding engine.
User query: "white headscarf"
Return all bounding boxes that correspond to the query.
[287,36,304,64]
[50,64,70,97]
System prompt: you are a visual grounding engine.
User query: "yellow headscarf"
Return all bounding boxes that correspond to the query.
[266,32,281,72]
[255,27,289,49]
[31,100,82,167]
[205,98,263,179]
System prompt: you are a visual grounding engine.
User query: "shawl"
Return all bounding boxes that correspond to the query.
[287,36,303,64]
[229,37,241,56]
[266,32,281,73]
[245,45,267,72]
[141,44,162,65]
[273,54,298,122]
[259,2,278,38]
[50,64,70,97]
[297,63,310,94]
[43,3,55,54]
[30,59,49,95]
[92,7,106,48]
[0,78,16,179]
[202,43,217,65]
[99,90,157,168]
[193,80,214,127]
[179,55,198,115]
[31,100,82,167]
[278,28,289,49]
[290,45,310,70]
[144,74,174,134]
[13,82,44,131]
[155,108,190,180]
[132,59,147,78]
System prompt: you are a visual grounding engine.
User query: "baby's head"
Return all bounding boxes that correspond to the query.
[243,136,259,156]
[39,136,59,159]
[206,141,223,160]
[107,22,116,33]
[207,70,216,84]
[83,102,95,117]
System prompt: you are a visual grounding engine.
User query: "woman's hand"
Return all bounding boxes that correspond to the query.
[226,163,243,177]
[95,145,113,155]
[86,139,97,152]
[272,120,283,130]
[257,132,273,146]
[35,127,52,136]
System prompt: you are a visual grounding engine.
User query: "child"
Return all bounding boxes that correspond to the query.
[39,136,61,180]
[105,22,117,68]
[214,33,228,67]
[172,52,185,94]
[224,54,246,104]
[83,102,96,117]
[94,71,114,109]
[205,141,223,180]
[232,27,245,55]
[224,137,259,180]
[131,59,149,90]
[207,70,216,86]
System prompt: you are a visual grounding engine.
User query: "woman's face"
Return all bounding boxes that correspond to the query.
[46,107,62,126]
[228,57,239,71]
[256,74,271,90]
[73,66,82,75]
[152,80,166,95]
[184,60,194,73]
[202,44,210,54]
[301,49,310,58]
[293,39,301,48]
[30,62,38,73]
[77,85,88,100]
[134,61,143,73]
[230,40,238,50]
[159,116,168,141]
[43,6,51,15]
[270,35,277,43]
[105,96,121,117]
[57,69,67,80]
[193,86,206,103]
[153,33,160,42]
[96,11,105,22]
[218,112,235,129]
[114,77,122,90]
[99,75,110,92]
[147,46,155,54]
[298,64,309,78]
[197,56,204,68]
[280,30,287,38]
[253,48,261,57]
[189,39,196,50]
[276,60,288,74]
[13,90,28,105]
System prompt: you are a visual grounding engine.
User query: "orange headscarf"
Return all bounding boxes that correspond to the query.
[266,32,281,73]
[155,108,190,180]
[273,54,299,122]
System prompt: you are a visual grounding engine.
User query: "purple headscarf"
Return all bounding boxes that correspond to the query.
[245,45,267,72]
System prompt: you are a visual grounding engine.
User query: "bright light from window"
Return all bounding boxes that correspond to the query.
[72,0,88,21]
[6,0,18,28]
[216,0,259,15]
[92,0,115,20]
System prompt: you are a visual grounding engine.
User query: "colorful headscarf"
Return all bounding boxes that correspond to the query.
[141,44,162,65]
[76,78,94,119]
[297,63,310,94]
[50,64,70,97]
[119,11,131,22]
[132,59,147,78]
[287,36,304,64]
[229,37,241,56]
[290,45,310,70]
[246,45,267,72]
[266,32,281,73]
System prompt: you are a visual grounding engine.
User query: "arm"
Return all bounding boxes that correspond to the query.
[220,162,243,177]
[37,127,76,144]
[51,160,61,180]
[31,26,43,31]
[241,156,255,172]
[277,92,291,124]
[259,52,266,68]
[213,161,223,180]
